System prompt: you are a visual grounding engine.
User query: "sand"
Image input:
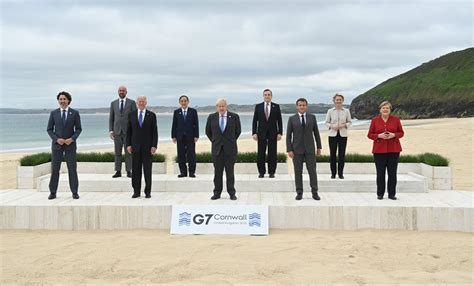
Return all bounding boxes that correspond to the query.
[1,117,473,284]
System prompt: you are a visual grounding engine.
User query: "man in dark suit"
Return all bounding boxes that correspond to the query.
[286,98,322,201]
[252,89,283,178]
[126,95,158,199]
[46,91,82,200]
[205,98,241,200]
[109,85,137,178]
[171,95,199,178]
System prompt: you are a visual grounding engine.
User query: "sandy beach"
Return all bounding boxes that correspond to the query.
[1,117,473,284]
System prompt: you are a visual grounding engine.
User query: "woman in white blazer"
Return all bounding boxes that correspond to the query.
[325,93,352,179]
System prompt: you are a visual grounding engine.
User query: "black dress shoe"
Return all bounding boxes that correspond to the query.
[338,175,344,179]
[377,196,383,200]
[112,171,122,178]
[388,196,397,200]
[331,175,336,179]
[269,174,275,178]
[189,173,196,178]
[72,193,79,199]
[48,193,56,200]
[132,194,140,198]
[177,174,187,178]
[145,194,151,199]
[312,193,320,200]
[230,194,237,200]
[127,171,132,178]
[211,195,221,200]
[295,194,303,200]
[258,174,264,178]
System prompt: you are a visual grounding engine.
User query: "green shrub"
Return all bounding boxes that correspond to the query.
[419,153,449,166]
[20,152,166,166]
[20,152,51,166]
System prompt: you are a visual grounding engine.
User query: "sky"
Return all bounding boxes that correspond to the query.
[0,0,472,109]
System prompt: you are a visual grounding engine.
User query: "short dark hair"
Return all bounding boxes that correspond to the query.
[179,95,189,102]
[263,89,272,95]
[296,98,307,105]
[57,91,72,103]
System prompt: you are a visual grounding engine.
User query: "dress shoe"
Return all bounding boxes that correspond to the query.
[295,193,303,200]
[258,174,264,178]
[269,174,275,178]
[72,193,79,199]
[145,194,151,199]
[177,174,187,178]
[211,195,221,200]
[48,193,56,200]
[132,194,140,198]
[331,175,336,179]
[338,175,344,179]
[312,193,320,200]
[112,171,122,178]
[377,196,383,200]
[230,194,237,200]
[127,171,132,178]
[388,196,397,200]
[189,173,196,178]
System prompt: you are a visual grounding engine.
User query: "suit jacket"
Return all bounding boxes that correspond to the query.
[109,98,137,134]
[286,113,322,155]
[205,112,241,156]
[171,107,199,141]
[367,115,404,154]
[252,102,283,137]
[126,109,158,152]
[47,108,82,151]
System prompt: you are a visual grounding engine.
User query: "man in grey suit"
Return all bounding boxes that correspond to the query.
[205,98,241,200]
[109,85,137,178]
[46,91,82,200]
[286,98,322,200]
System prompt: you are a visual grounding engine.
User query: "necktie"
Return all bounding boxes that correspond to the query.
[61,110,67,127]
[220,115,225,133]
[120,99,124,113]
[139,111,143,128]
[183,110,187,121]
[301,114,306,129]
[265,103,269,121]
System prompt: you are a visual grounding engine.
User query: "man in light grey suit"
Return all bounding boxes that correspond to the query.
[109,85,137,178]
[286,98,322,200]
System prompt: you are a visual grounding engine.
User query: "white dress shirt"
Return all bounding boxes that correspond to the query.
[60,107,69,121]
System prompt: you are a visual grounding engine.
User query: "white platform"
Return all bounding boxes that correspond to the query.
[0,189,472,232]
[36,173,428,193]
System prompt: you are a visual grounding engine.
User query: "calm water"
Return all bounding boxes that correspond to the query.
[0,112,365,152]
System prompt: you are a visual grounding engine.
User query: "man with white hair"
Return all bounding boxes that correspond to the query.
[205,98,241,200]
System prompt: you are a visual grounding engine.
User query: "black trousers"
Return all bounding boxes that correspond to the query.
[177,136,196,175]
[328,132,347,176]
[257,133,278,175]
[374,152,400,197]
[212,148,236,196]
[49,146,78,194]
[132,147,153,195]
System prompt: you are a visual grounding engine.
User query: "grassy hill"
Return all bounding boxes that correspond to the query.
[350,48,474,119]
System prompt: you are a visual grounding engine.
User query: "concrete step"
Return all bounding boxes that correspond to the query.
[37,173,428,193]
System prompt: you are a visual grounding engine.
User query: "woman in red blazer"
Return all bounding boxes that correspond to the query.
[367,101,404,200]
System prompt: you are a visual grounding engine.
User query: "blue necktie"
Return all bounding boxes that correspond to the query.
[61,110,67,127]
[220,115,225,133]
[183,110,187,121]
[139,111,143,128]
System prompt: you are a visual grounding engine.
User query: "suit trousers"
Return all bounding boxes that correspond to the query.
[292,153,318,195]
[177,136,196,175]
[114,133,131,172]
[132,147,153,195]
[212,148,237,196]
[49,146,78,194]
[328,132,348,176]
[257,133,277,175]
[373,152,400,197]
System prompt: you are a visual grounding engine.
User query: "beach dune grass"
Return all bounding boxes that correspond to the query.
[20,152,166,166]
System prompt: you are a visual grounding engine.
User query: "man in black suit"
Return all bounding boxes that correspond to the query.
[171,95,199,178]
[205,98,241,200]
[46,91,82,200]
[126,96,158,199]
[252,89,283,178]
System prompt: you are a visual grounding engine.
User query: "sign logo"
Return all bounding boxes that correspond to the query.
[249,212,261,227]
[178,212,191,226]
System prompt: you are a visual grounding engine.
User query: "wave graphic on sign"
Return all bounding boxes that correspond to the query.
[249,212,261,227]
[179,212,192,226]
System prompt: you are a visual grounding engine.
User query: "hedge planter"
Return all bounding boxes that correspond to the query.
[173,162,289,175]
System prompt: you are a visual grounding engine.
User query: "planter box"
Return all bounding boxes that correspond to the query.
[420,163,452,190]
[173,163,289,175]
[301,163,420,175]
[17,162,166,189]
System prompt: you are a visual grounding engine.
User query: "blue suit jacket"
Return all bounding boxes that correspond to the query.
[47,108,82,150]
[171,107,199,141]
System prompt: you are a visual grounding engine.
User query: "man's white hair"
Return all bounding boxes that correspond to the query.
[136,95,147,101]
[215,98,228,106]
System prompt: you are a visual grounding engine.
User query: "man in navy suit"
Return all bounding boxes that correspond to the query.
[252,89,283,178]
[46,91,82,200]
[171,95,199,178]
[126,96,158,199]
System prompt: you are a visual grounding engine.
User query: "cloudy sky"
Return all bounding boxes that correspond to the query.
[1,0,472,109]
